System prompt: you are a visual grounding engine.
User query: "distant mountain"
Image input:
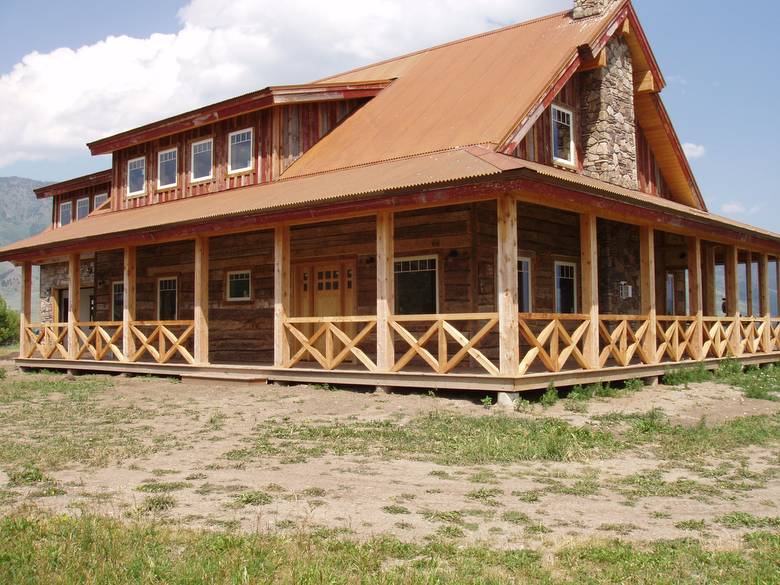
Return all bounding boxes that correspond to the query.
[0,177,51,313]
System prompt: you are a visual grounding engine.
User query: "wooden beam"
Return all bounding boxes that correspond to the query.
[687,237,703,359]
[274,225,291,367]
[639,227,657,361]
[580,213,599,369]
[67,253,80,360]
[122,246,136,358]
[758,253,771,351]
[376,211,395,372]
[634,70,656,94]
[19,262,32,358]
[194,236,209,365]
[725,245,741,355]
[579,49,607,72]
[497,195,519,376]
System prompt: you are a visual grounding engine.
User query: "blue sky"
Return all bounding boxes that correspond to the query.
[0,0,778,232]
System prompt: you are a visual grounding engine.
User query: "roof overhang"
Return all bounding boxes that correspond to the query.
[33,169,112,199]
[87,80,393,155]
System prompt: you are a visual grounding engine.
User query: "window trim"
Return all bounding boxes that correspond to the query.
[93,192,109,210]
[554,260,578,314]
[518,256,533,313]
[157,147,178,189]
[111,281,124,322]
[76,196,90,221]
[551,104,576,167]
[58,200,73,227]
[190,138,214,183]
[227,128,254,175]
[226,270,252,302]
[156,276,178,321]
[393,254,440,314]
[127,156,147,197]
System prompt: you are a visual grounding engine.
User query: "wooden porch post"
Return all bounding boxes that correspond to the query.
[274,225,291,367]
[67,253,80,360]
[194,236,209,365]
[122,246,136,360]
[725,245,741,356]
[639,227,657,363]
[580,213,599,369]
[687,237,703,360]
[758,253,771,352]
[497,195,519,377]
[376,211,395,375]
[19,262,32,358]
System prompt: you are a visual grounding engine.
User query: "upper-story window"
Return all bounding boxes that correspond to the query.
[76,197,90,220]
[191,138,213,182]
[158,148,178,189]
[551,105,575,166]
[127,157,146,197]
[59,201,73,227]
[228,129,253,174]
[94,192,109,209]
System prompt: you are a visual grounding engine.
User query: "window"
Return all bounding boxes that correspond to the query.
[191,139,213,181]
[76,197,90,220]
[518,257,532,313]
[59,201,72,227]
[158,148,178,188]
[554,261,577,314]
[112,282,124,321]
[551,105,574,165]
[394,256,438,315]
[227,270,251,301]
[228,128,253,173]
[158,277,177,320]
[127,157,146,196]
[94,192,108,209]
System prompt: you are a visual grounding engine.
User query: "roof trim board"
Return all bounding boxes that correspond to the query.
[33,169,112,199]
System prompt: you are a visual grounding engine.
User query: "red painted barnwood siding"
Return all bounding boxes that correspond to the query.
[113,99,368,211]
[53,181,112,228]
[636,122,670,199]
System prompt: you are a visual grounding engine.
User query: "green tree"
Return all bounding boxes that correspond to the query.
[0,295,20,346]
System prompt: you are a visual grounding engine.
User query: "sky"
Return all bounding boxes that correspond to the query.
[0,0,778,232]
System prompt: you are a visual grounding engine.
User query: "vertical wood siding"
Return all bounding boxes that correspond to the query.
[53,181,112,228]
[636,122,670,199]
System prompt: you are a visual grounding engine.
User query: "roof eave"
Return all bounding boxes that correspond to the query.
[33,169,113,199]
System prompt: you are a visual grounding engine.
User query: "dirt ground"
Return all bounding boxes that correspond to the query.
[0,360,778,551]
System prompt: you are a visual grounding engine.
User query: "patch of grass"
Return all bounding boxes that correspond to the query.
[622,378,645,393]
[465,487,503,507]
[597,523,639,536]
[501,511,531,525]
[141,494,176,513]
[512,489,541,503]
[301,487,326,498]
[662,364,712,386]
[716,512,780,529]
[135,481,190,493]
[675,519,708,532]
[382,505,410,515]
[7,465,48,486]
[540,383,558,407]
[421,510,464,525]
[716,362,780,401]
[233,490,273,507]
[614,470,720,502]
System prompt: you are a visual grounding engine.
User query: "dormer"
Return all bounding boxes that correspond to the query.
[33,170,112,229]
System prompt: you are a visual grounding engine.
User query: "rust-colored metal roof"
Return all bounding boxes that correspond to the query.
[33,169,112,199]
[283,8,619,179]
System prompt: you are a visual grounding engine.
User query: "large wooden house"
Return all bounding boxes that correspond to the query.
[3,0,779,400]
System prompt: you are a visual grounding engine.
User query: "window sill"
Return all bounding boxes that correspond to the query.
[190,176,213,186]
[126,192,146,199]
[226,297,252,303]
[227,167,252,177]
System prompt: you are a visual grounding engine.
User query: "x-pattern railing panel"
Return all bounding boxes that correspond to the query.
[518,313,590,374]
[129,321,195,364]
[24,323,68,360]
[598,316,653,367]
[74,322,126,362]
[284,316,378,372]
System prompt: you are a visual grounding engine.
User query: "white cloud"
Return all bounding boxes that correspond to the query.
[721,201,761,215]
[0,0,569,168]
[682,142,706,160]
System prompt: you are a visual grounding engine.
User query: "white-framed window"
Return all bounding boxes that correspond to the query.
[554,261,577,314]
[551,104,575,166]
[228,128,253,174]
[226,270,251,301]
[76,197,90,220]
[518,257,532,313]
[94,192,109,209]
[112,281,124,321]
[127,157,146,197]
[394,255,438,315]
[157,277,178,320]
[191,138,213,182]
[158,147,178,189]
[59,201,73,227]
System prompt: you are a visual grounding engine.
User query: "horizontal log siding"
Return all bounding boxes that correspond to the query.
[114,99,367,211]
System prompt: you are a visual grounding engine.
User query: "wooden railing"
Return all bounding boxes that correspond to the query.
[74,322,125,362]
[518,313,591,374]
[390,313,499,375]
[128,321,195,364]
[655,316,699,363]
[598,315,654,367]
[22,323,68,359]
[702,316,737,359]
[772,319,780,353]
[284,316,378,371]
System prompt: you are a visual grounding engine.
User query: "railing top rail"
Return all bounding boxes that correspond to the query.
[656,315,698,321]
[599,314,651,321]
[130,320,194,327]
[74,321,124,327]
[27,322,68,328]
[702,316,736,321]
[285,316,378,324]
[392,313,499,322]
[519,312,590,321]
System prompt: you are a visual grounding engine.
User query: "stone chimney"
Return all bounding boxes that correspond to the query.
[573,0,615,19]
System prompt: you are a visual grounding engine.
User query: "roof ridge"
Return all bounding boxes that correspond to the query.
[314,9,572,84]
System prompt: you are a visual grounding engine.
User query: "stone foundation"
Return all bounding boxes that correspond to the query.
[39,260,94,322]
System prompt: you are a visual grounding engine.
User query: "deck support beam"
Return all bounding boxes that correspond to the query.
[580,213,599,369]
[122,246,136,359]
[19,262,32,358]
[194,236,209,365]
[497,195,519,377]
[725,245,741,355]
[274,225,291,367]
[687,237,703,359]
[376,211,395,374]
[67,253,80,360]
[640,227,657,362]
